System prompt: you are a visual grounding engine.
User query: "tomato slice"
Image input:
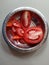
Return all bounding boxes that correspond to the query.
[21,11,31,28]
[12,35,21,40]
[6,21,12,27]
[12,19,21,28]
[6,19,21,28]
[23,27,43,44]
[12,27,16,33]
[16,27,24,37]
[12,27,24,37]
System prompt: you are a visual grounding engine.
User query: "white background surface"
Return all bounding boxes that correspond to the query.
[0,0,49,65]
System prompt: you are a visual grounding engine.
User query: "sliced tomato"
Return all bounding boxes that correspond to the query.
[21,11,31,28]
[12,19,21,28]
[12,27,16,33]
[6,18,21,28]
[6,21,12,27]
[16,27,24,37]
[12,35,21,40]
[12,27,24,37]
[23,27,43,44]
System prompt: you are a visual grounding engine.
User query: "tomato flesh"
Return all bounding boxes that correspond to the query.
[21,11,31,28]
[6,19,21,28]
[6,21,12,27]
[12,19,21,28]
[12,35,21,40]
[24,27,43,44]
[16,27,24,37]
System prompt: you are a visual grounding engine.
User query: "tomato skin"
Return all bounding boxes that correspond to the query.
[21,11,31,28]
[12,35,21,40]
[6,19,21,28]
[6,21,13,27]
[12,27,24,37]
[23,27,44,44]
[16,27,24,37]
[12,19,21,28]
[12,27,16,33]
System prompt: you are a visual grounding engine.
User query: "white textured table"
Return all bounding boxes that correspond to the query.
[0,0,49,65]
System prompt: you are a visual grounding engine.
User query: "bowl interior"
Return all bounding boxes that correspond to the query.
[5,9,45,49]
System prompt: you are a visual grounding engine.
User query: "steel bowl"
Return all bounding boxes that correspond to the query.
[2,7,48,53]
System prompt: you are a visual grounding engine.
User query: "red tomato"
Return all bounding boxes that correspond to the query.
[12,19,21,28]
[12,27,16,33]
[12,27,24,37]
[16,27,24,37]
[23,27,43,44]
[6,19,21,28]
[21,11,31,28]
[6,21,13,27]
[12,35,21,40]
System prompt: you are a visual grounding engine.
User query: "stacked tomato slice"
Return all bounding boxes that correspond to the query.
[6,11,44,45]
[23,27,43,44]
